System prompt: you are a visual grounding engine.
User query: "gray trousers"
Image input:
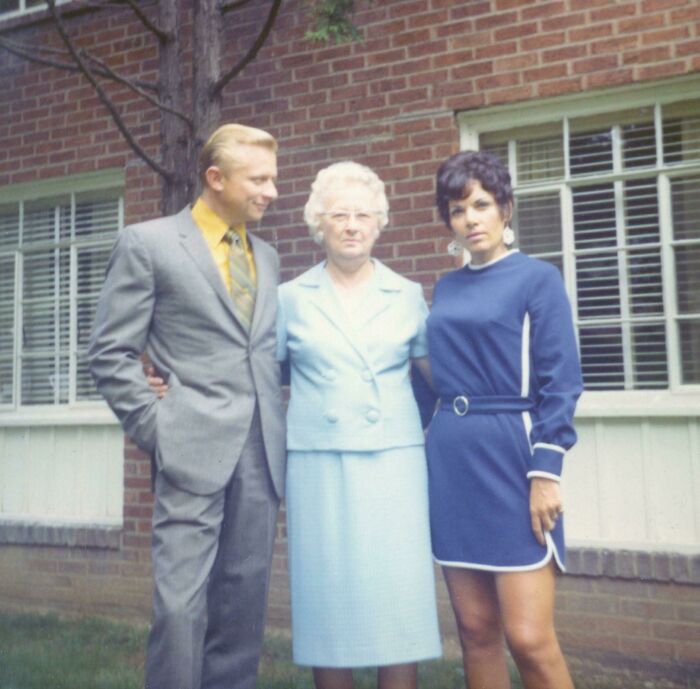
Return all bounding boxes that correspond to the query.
[144,409,280,689]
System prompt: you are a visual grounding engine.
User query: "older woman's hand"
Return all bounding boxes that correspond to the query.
[145,365,169,399]
[529,477,564,546]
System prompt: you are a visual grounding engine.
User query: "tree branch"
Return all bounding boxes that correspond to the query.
[82,49,192,128]
[45,0,172,180]
[221,0,256,13]
[213,0,282,96]
[122,0,169,42]
[0,36,158,92]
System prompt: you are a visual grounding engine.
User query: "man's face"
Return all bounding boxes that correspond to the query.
[213,144,278,225]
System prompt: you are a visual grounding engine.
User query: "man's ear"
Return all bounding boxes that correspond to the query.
[205,165,225,192]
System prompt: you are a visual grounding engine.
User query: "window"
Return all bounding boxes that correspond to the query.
[0,179,122,409]
[460,79,700,391]
[0,0,69,20]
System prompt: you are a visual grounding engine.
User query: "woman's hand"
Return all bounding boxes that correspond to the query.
[529,477,563,546]
[145,365,169,399]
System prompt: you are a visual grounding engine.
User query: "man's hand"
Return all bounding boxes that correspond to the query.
[529,477,563,546]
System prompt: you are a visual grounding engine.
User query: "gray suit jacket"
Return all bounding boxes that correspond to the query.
[88,206,286,497]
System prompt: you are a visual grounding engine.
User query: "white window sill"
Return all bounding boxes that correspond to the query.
[0,403,119,427]
[576,390,700,417]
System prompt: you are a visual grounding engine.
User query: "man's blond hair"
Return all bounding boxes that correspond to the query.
[198,124,277,185]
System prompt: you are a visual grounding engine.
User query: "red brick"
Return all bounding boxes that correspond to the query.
[590,3,639,21]
[619,14,668,33]
[572,54,620,74]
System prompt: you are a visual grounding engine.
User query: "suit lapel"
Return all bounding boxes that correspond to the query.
[175,207,247,338]
[301,260,401,371]
[248,232,276,339]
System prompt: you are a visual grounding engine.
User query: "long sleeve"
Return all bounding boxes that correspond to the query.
[87,225,159,452]
[526,263,583,481]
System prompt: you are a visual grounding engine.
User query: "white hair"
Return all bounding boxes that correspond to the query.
[303,161,390,238]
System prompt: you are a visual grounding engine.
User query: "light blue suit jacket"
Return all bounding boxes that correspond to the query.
[277,260,429,452]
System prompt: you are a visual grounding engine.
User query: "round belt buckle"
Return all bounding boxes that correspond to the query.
[453,395,469,416]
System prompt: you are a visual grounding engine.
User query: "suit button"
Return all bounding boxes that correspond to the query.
[361,369,373,382]
[366,409,380,423]
[324,410,339,423]
[323,369,337,381]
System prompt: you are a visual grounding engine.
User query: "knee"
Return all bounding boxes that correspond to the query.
[453,607,502,649]
[505,622,559,668]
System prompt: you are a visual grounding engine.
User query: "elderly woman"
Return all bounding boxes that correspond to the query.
[277,161,441,689]
[425,150,583,689]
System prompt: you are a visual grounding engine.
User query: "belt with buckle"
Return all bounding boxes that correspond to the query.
[439,395,534,417]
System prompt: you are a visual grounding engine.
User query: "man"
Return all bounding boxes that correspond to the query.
[88,124,286,689]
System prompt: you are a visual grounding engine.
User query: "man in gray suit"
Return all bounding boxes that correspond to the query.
[88,124,286,689]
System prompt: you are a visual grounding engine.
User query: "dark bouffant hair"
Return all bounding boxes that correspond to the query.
[435,150,513,229]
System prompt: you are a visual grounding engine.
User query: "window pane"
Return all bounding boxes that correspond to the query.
[621,114,656,170]
[663,100,700,165]
[628,248,663,316]
[514,193,562,255]
[572,184,617,250]
[480,142,509,168]
[569,124,613,176]
[675,246,700,315]
[22,198,66,245]
[0,0,19,13]
[679,320,700,384]
[625,178,660,245]
[21,356,69,405]
[517,135,564,183]
[0,255,14,405]
[671,176,700,241]
[631,322,668,388]
[578,325,624,389]
[75,192,121,238]
[576,252,621,319]
[76,352,101,401]
[0,204,19,251]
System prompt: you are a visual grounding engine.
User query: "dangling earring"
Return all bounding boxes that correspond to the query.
[314,230,324,245]
[503,225,515,247]
[447,239,471,265]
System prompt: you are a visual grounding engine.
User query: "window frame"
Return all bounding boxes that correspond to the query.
[457,74,700,416]
[0,0,70,22]
[0,170,124,427]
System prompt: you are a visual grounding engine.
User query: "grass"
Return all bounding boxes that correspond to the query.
[0,610,621,689]
[0,610,477,689]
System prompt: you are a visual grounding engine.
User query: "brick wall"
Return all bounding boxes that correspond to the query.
[1,0,699,686]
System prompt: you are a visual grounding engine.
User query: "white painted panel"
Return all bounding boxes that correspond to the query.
[562,419,603,541]
[597,420,649,543]
[565,415,700,552]
[646,418,697,546]
[0,424,123,525]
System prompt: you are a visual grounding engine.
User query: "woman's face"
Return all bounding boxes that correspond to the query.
[448,180,511,266]
[318,184,380,266]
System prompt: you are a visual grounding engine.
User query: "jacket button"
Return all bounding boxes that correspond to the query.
[324,410,339,423]
[361,369,373,382]
[323,369,337,381]
[366,409,380,423]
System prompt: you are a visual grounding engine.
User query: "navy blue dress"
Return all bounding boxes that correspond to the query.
[426,251,583,571]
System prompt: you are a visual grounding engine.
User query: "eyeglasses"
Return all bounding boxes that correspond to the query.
[319,210,380,227]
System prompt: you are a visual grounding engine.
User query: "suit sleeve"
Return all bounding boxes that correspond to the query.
[87,226,159,452]
[527,263,583,481]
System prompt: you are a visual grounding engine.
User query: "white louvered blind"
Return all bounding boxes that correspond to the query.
[482,98,700,390]
[0,189,122,408]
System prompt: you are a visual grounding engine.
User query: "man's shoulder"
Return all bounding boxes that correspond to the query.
[124,207,190,237]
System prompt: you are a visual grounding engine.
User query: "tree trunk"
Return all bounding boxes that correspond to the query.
[191,0,223,198]
[158,0,192,215]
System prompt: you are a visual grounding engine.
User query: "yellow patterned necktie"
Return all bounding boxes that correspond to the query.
[224,228,256,330]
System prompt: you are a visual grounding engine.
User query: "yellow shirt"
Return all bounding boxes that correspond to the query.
[190,198,257,294]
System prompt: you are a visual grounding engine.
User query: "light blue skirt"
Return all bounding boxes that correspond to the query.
[285,445,442,668]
